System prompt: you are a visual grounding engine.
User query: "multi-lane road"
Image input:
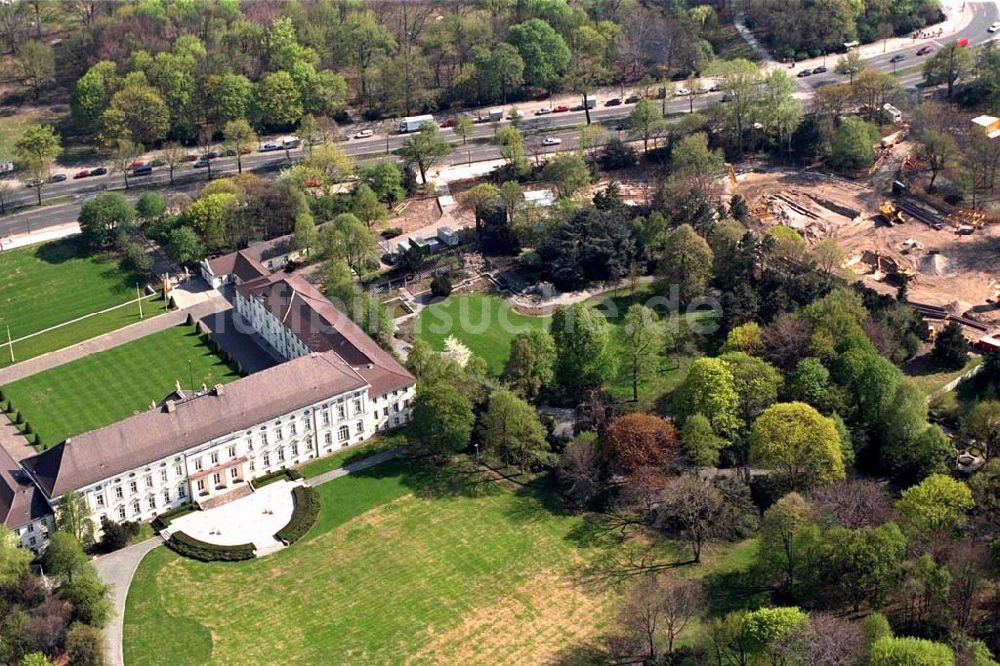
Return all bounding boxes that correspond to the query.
[3,1,998,239]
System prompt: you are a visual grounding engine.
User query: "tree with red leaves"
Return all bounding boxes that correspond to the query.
[601,413,679,477]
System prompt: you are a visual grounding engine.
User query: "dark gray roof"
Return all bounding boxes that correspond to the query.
[0,446,50,529]
[206,235,292,279]
[24,351,369,498]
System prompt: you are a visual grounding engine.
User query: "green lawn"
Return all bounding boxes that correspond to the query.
[124,458,754,665]
[3,324,238,447]
[0,238,153,365]
[296,429,409,479]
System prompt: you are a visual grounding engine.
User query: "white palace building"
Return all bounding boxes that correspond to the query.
[1,245,414,550]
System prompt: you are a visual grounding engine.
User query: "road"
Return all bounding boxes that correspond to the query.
[2,1,998,238]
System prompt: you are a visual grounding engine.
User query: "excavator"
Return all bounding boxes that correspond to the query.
[879,200,905,226]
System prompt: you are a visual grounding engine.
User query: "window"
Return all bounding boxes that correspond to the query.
[353,397,362,413]
[163,490,171,504]
[394,403,401,413]
[160,469,168,483]
[174,464,182,477]
[262,432,269,445]
[383,407,389,417]
[338,425,349,442]
[210,452,219,464]
[304,419,311,431]
[337,404,346,419]
[194,458,203,471]
[228,446,236,457]
[129,481,138,494]
[322,411,331,426]
[290,422,297,436]
[179,485,187,498]
[148,497,156,510]
[249,459,255,472]
[29,536,36,547]
[96,494,105,508]
[356,421,363,435]
[277,426,283,440]
[26,524,34,533]
[393,417,399,427]
[291,443,298,456]
[245,437,253,450]
[132,500,140,515]
[230,467,239,479]
[196,479,205,492]
[263,452,270,467]
[324,432,333,446]
[278,448,285,462]
[145,475,153,488]
[212,472,222,486]
[118,507,127,521]
[404,399,411,409]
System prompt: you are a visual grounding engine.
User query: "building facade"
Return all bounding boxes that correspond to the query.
[7,260,414,550]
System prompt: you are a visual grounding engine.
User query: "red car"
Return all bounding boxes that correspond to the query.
[185,154,199,162]
[440,117,455,128]
[73,169,90,179]
[130,160,147,169]
[553,105,569,113]
[917,45,933,56]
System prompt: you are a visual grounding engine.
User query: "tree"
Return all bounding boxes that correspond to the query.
[618,304,662,402]
[13,40,54,98]
[255,70,303,127]
[812,238,846,276]
[160,142,185,186]
[78,193,136,250]
[720,351,784,429]
[19,654,53,666]
[71,61,118,127]
[835,50,866,84]
[167,226,205,266]
[496,125,526,170]
[298,144,354,191]
[557,433,602,508]
[788,357,831,408]
[64,622,106,666]
[741,607,808,660]
[41,532,88,582]
[602,413,679,477]
[829,116,880,171]
[675,358,741,440]
[655,475,728,562]
[411,384,475,455]
[611,575,702,661]
[961,400,1000,459]
[681,414,725,467]
[358,162,406,205]
[473,43,525,104]
[716,59,764,155]
[429,274,452,298]
[291,213,317,259]
[550,303,615,395]
[870,636,954,665]
[924,41,972,98]
[896,474,974,537]
[508,19,571,91]
[932,320,969,370]
[721,322,763,355]
[578,124,609,163]
[0,526,31,589]
[749,402,845,489]
[819,523,907,611]
[398,123,452,184]
[109,139,142,190]
[502,330,556,402]
[671,132,726,196]
[660,224,713,305]
[757,492,816,595]
[322,213,378,276]
[452,114,474,146]
[773,613,866,666]
[135,192,166,221]
[917,128,958,191]
[14,124,60,206]
[627,99,665,152]
[480,389,551,470]
[60,570,111,627]
[351,183,388,229]
[183,192,236,252]
[223,118,257,174]
[103,82,170,145]
[541,153,590,199]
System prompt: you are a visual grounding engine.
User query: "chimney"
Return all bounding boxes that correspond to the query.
[165,400,176,413]
[213,384,225,396]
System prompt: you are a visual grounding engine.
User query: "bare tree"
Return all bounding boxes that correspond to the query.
[660,577,702,656]
[808,479,894,529]
[654,474,726,563]
[773,612,865,666]
[557,435,602,509]
[610,574,703,662]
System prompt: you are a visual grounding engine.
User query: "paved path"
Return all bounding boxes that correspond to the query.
[93,536,164,666]
[94,446,404,666]
[0,296,229,386]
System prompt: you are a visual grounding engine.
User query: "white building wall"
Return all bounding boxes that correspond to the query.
[11,515,53,551]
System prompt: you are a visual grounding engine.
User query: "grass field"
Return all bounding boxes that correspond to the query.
[3,324,238,447]
[124,458,756,665]
[296,429,409,479]
[0,238,151,362]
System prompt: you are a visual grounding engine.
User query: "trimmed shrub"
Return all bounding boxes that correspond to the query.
[23,422,32,435]
[4,400,11,413]
[33,434,42,448]
[252,468,303,489]
[274,486,320,546]
[14,411,23,425]
[151,503,198,531]
[166,531,255,562]
[0,389,5,402]
[185,313,195,326]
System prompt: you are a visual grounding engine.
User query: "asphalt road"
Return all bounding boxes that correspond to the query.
[3,2,998,237]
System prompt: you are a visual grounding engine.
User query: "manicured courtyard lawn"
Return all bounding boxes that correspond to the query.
[415,295,550,375]
[296,428,409,479]
[123,459,627,665]
[3,324,238,447]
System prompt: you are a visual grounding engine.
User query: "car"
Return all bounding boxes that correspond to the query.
[797,68,812,77]
[202,150,220,159]
[130,160,146,169]
[73,169,90,179]
[542,137,562,146]
[535,107,552,115]
[990,21,1000,32]
[812,65,827,74]
[185,153,199,161]
[90,166,107,176]
[890,54,906,63]
[708,83,722,92]
[570,103,585,111]
[49,173,66,183]
[440,117,455,128]
[674,88,690,96]
[353,129,374,139]
[192,160,209,168]
[605,97,621,106]
[624,95,641,104]
[917,45,934,55]
[260,142,281,151]
[553,105,569,113]
[614,123,628,132]
[381,252,399,266]
[132,165,153,176]
[24,179,42,188]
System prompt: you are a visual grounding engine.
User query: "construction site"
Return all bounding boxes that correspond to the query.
[731,163,1000,344]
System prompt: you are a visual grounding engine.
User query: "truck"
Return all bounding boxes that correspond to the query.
[488,108,503,122]
[584,95,597,109]
[398,115,435,133]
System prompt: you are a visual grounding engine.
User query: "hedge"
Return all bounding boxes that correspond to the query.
[166,531,255,562]
[275,485,319,546]
[252,468,303,489]
[151,503,198,531]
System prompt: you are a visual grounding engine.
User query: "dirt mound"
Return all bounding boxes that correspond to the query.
[919,253,955,276]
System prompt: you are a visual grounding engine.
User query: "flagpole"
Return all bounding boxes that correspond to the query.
[137,284,144,320]
[6,325,13,364]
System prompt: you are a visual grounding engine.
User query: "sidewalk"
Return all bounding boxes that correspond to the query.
[0,222,80,251]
